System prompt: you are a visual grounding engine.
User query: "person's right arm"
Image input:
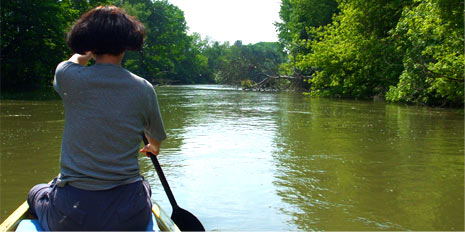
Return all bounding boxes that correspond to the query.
[140,134,162,156]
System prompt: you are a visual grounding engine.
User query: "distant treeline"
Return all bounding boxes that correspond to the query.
[276,0,464,107]
[1,0,463,107]
[1,0,284,92]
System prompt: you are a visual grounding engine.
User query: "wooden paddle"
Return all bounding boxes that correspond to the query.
[142,135,205,231]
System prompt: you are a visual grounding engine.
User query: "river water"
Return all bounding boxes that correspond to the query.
[1,85,463,230]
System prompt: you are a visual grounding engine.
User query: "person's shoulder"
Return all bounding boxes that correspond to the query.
[56,60,82,71]
[127,71,155,91]
[55,61,84,77]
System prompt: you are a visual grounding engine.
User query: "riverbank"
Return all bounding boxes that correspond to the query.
[1,85,463,115]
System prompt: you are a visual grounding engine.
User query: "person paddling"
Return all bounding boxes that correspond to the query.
[27,5,166,230]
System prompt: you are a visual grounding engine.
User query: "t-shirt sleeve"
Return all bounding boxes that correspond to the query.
[144,84,167,142]
[53,61,79,97]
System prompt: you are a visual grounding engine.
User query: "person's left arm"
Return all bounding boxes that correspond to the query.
[140,83,167,156]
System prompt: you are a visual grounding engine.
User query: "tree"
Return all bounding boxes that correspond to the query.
[276,0,463,106]
[1,0,214,93]
[385,0,464,106]
[1,0,71,90]
[123,0,211,84]
[1,0,117,92]
[275,0,338,73]
[212,41,286,85]
[303,0,410,98]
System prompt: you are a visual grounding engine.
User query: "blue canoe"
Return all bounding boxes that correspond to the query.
[0,199,180,232]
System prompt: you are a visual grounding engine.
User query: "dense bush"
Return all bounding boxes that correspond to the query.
[277,0,464,107]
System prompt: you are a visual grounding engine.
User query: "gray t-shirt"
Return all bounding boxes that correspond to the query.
[53,61,166,190]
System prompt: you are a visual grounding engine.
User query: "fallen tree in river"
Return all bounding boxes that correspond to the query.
[242,74,312,91]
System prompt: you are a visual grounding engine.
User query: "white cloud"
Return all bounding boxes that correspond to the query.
[168,0,282,44]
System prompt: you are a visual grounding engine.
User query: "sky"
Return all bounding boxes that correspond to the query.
[167,0,282,45]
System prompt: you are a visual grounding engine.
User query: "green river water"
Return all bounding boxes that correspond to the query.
[1,85,464,230]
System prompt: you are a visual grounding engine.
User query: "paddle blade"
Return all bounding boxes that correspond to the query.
[171,207,205,231]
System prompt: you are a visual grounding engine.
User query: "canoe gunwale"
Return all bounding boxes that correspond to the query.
[0,201,180,232]
[0,201,29,232]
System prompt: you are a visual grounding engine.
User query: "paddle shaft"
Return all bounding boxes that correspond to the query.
[142,136,179,209]
[142,134,205,231]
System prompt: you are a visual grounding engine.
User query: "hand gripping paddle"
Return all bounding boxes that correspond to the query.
[142,135,205,231]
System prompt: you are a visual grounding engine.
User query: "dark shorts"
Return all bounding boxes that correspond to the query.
[27,178,152,231]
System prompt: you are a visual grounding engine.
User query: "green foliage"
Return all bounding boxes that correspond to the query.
[122,0,212,84]
[1,0,215,92]
[385,0,464,107]
[275,0,338,64]
[277,0,463,107]
[212,41,286,85]
[303,1,407,98]
[1,0,70,90]
[241,79,254,90]
[1,0,114,91]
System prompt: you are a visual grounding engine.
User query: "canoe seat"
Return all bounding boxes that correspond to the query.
[15,215,159,231]
[16,220,42,232]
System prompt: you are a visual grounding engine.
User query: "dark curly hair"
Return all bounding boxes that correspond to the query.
[66,6,146,55]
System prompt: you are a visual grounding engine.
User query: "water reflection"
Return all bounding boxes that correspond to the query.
[145,86,288,230]
[1,86,463,231]
[273,96,464,230]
